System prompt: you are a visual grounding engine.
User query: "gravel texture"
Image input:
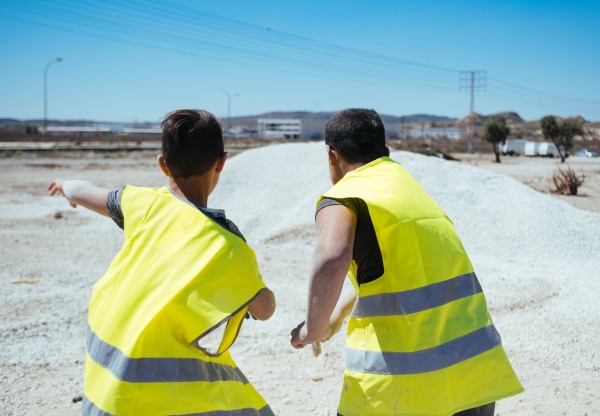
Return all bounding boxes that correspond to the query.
[1,142,598,415]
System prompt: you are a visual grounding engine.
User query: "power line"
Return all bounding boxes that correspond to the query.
[3,0,599,118]
[4,0,461,90]
[459,71,487,152]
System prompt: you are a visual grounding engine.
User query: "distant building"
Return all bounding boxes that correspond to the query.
[405,125,462,140]
[40,126,112,136]
[257,118,301,139]
[122,127,162,136]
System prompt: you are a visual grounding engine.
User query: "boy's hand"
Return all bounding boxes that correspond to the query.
[47,179,110,216]
[48,179,77,208]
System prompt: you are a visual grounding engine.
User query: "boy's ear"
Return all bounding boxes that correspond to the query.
[214,152,228,174]
[157,155,170,177]
[326,145,338,167]
[385,146,390,157]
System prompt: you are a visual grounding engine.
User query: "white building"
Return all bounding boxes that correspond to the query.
[257,118,301,139]
[122,127,162,136]
[404,126,462,140]
[39,125,113,136]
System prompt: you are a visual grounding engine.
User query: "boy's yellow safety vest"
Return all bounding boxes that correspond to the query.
[320,157,523,416]
[84,186,273,416]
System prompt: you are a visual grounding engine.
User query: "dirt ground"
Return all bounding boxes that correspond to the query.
[0,148,598,415]
[456,153,600,214]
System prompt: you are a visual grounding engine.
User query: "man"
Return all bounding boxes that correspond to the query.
[290,108,522,416]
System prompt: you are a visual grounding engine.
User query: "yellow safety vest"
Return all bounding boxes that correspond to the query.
[320,157,523,416]
[84,186,273,416]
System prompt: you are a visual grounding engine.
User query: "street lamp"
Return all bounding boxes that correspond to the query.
[221,89,239,134]
[44,57,63,136]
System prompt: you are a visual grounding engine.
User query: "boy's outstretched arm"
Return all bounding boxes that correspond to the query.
[48,179,110,217]
[290,204,356,349]
[248,288,276,321]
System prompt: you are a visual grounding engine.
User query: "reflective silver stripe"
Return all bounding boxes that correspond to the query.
[87,327,249,384]
[351,272,482,318]
[83,397,113,416]
[345,325,502,375]
[184,406,276,416]
[83,396,275,416]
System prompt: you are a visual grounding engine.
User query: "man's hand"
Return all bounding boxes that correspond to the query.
[290,321,330,357]
[290,321,307,349]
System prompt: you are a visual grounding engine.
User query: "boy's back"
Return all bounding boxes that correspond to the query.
[49,109,276,416]
[86,186,272,414]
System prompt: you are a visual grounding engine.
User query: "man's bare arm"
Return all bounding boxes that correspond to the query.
[290,204,355,348]
[48,179,110,217]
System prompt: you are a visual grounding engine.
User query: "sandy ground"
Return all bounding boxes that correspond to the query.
[1,145,599,416]
[457,153,600,214]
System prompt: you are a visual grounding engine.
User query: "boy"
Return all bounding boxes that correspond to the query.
[290,108,522,416]
[49,109,276,415]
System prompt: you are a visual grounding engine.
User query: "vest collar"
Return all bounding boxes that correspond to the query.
[166,185,226,220]
[342,156,395,179]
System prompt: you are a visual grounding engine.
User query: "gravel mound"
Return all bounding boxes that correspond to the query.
[1,142,598,415]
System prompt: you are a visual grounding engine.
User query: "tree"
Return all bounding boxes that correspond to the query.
[541,115,583,163]
[482,115,510,163]
[559,118,584,161]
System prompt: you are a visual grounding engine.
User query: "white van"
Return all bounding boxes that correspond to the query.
[538,142,561,158]
[501,139,528,156]
[524,141,539,156]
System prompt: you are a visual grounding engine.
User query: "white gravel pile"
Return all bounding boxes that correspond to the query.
[1,142,598,415]
[213,142,600,414]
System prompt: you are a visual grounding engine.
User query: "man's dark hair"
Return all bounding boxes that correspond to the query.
[161,109,224,178]
[325,108,386,164]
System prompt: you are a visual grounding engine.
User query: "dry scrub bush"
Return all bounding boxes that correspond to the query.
[551,166,585,195]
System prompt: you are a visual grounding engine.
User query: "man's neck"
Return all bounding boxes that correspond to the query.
[339,160,366,178]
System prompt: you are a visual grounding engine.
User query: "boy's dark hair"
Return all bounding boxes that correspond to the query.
[325,108,386,164]
[161,109,224,178]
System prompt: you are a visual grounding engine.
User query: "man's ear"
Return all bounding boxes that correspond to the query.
[214,152,228,174]
[157,154,170,177]
[384,146,390,157]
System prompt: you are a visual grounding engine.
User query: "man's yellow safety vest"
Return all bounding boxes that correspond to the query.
[320,157,523,416]
[84,186,273,415]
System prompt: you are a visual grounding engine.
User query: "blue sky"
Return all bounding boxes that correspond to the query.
[1,0,599,123]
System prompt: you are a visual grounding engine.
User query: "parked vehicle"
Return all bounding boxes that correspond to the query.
[500,139,528,156]
[524,141,539,156]
[576,149,598,157]
[537,142,561,158]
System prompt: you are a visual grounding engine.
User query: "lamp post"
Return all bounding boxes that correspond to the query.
[44,57,63,136]
[221,89,239,134]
